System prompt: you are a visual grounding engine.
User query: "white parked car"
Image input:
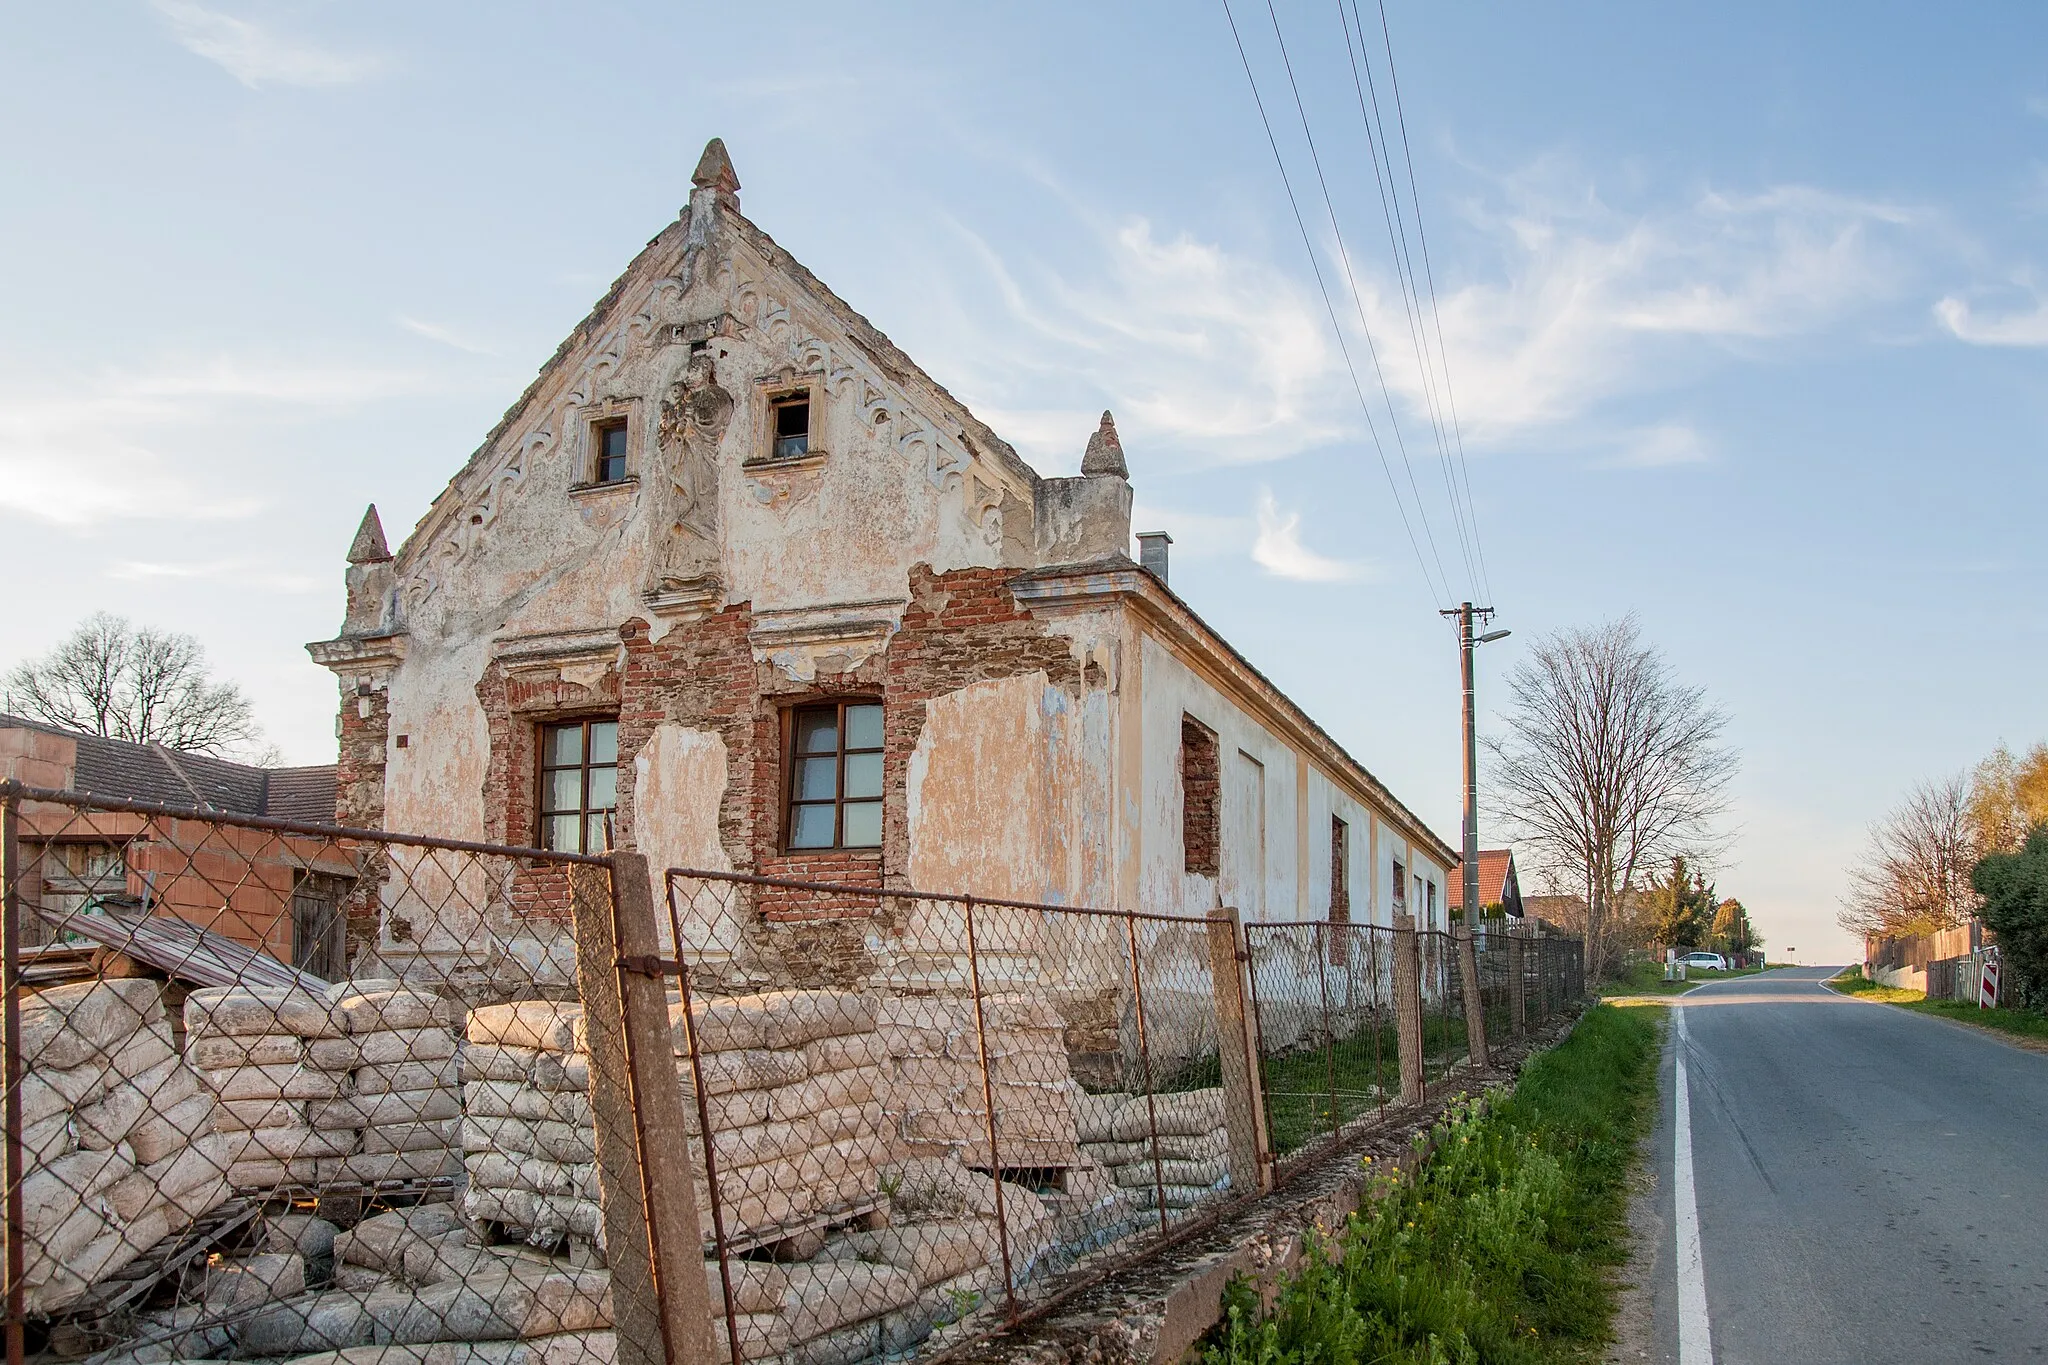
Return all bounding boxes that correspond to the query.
[1680,951,1729,972]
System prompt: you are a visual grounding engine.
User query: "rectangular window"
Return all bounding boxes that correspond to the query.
[1425,878,1437,928]
[538,718,619,853]
[1179,715,1220,878]
[594,418,629,483]
[1392,859,1406,909]
[770,393,810,460]
[786,700,883,850]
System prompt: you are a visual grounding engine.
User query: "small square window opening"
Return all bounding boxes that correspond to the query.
[594,419,629,484]
[770,394,810,460]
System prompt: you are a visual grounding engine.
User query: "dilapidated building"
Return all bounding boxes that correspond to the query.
[307,139,1455,987]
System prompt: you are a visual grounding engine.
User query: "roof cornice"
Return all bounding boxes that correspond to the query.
[1011,560,1458,868]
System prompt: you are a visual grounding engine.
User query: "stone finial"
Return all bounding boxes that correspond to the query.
[347,505,392,564]
[692,138,740,197]
[1081,410,1128,479]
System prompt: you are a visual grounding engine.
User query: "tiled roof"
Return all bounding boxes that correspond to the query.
[1447,848,1517,911]
[0,713,336,822]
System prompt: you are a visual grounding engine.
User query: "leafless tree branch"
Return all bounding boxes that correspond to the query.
[3,613,266,759]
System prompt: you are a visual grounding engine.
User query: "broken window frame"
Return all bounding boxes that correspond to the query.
[537,716,620,854]
[592,417,630,484]
[783,699,884,851]
[767,390,812,461]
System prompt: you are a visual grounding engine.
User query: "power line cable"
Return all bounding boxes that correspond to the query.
[1259,0,1476,602]
[1370,0,1494,605]
[1330,0,1480,600]
[1218,0,1451,609]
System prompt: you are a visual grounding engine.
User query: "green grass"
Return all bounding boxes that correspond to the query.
[1205,1005,1662,1365]
[1260,1014,1482,1157]
[1830,967,2048,1041]
[1597,959,1763,998]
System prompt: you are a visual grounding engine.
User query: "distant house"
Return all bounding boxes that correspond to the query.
[0,714,353,976]
[1446,847,1524,919]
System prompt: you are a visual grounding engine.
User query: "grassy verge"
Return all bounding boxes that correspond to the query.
[1597,959,1763,998]
[1829,966,2048,1040]
[1205,1005,1661,1365]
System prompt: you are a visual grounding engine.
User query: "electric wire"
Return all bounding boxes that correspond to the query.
[1259,0,1475,604]
[1334,0,1476,599]
[1219,0,1451,609]
[1370,0,1494,606]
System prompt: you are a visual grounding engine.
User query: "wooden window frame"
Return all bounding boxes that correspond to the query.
[782,699,884,852]
[536,715,620,854]
[592,416,630,485]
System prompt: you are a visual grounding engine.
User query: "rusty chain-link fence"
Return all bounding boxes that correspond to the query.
[5,781,1586,1365]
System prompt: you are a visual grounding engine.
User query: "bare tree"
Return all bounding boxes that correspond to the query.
[1837,773,1978,939]
[1485,616,1737,977]
[3,613,266,759]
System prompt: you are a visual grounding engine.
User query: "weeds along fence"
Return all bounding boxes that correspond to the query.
[4,782,1586,1365]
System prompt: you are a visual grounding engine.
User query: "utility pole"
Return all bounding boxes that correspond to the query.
[1441,602,1508,932]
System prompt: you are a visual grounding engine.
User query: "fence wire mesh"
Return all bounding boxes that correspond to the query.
[5,780,1586,1365]
[2,785,618,1365]
[662,870,1260,1365]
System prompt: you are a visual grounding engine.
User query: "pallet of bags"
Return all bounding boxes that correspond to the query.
[677,988,895,1242]
[17,978,230,1316]
[461,999,604,1250]
[1070,1084,1229,1212]
[881,994,1080,1168]
[184,979,461,1193]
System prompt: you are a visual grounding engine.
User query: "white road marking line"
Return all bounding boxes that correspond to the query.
[1675,1006,1714,1364]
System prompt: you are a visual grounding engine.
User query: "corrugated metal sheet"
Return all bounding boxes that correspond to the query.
[60,903,329,993]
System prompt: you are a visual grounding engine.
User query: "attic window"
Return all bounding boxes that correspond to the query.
[770,393,810,460]
[594,418,629,484]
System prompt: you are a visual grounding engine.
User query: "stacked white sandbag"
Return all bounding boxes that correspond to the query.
[460,999,603,1249]
[881,994,1080,1168]
[679,988,895,1241]
[184,980,461,1191]
[320,981,464,1185]
[1070,1085,1229,1213]
[18,979,228,1315]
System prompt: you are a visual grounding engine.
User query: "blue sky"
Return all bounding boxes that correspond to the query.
[6,2,2047,962]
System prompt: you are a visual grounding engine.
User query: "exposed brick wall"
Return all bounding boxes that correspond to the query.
[1180,715,1220,879]
[478,660,624,851]
[1330,816,1350,922]
[333,681,390,969]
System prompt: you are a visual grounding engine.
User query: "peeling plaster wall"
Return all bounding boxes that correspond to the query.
[632,721,737,956]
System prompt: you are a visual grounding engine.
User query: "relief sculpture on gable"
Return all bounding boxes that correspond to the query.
[649,347,734,592]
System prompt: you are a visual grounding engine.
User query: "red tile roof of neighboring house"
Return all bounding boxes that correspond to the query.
[1447,848,1517,911]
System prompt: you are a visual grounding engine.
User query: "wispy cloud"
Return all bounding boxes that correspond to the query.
[150,1,385,89]
[0,356,434,527]
[1604,422,1713,469]
[105,559,319,592]
[1933,293,2048,346]
[1251,489,1372,583]
[399,316,499,356]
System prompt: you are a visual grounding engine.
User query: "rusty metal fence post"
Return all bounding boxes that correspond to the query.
[1454,925,1489,1071]
[1391,913,1424,1104]
[570,853,713,1365]
[1204,906,1270,1195]
[2,786,22,1365]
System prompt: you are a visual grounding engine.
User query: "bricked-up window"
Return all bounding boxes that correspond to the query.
[770,392,811,460]
[787,701,883,849]
[1392,858,1406,911]
[1180,715,1220,878]
[1330,817,1349,923]
[538,718,618,853]
[593,418,629,483]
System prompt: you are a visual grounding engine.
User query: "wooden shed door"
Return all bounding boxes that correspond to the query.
[292,873,349,981]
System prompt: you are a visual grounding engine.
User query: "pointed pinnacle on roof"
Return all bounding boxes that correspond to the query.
[1081,410,1128,479]
[347,505,392,564]
[692,138,740,196]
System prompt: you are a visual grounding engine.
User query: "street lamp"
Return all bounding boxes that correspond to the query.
[1441,603,1510,933]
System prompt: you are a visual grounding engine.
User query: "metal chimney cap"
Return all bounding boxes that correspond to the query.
[1136,530,1172,582]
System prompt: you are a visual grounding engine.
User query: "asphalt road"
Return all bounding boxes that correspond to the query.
[1636,967,2048,1364]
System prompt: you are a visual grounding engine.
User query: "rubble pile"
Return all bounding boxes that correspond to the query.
[183,980,462,1192]
[1070,1086,1230,1213]
[878,994,1080,1167]
[17,979,228,1314]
